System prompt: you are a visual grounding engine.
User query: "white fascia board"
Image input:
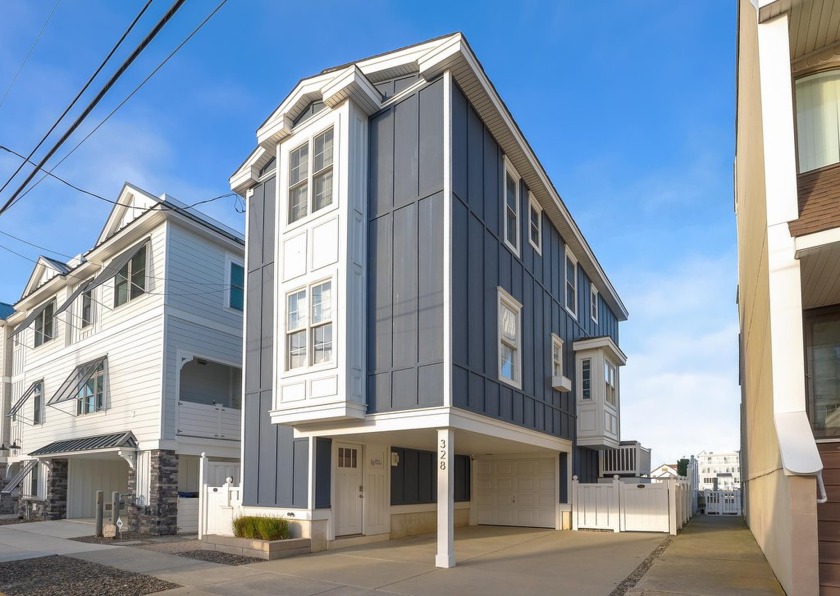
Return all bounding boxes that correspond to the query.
[229,146,265,196]
[256,76,332,149]
[572,336,628,365]
[794,226,840,256]
[95,182,160,246]
[418,35,628,321]
[356,36,455,80]
[321,65,381,115]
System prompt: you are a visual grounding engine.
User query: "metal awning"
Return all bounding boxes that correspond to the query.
[7,380,41,418]
[12,301,50,337]
[1,460,35,494]
[84,238,148,296]
[29,431,137,457]
[47,356,107,406]
[54,279,92,316]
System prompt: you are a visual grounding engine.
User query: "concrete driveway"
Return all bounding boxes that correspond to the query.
[156,526,665,595]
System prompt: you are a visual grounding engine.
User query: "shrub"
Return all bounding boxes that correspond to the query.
[232,515,290,541]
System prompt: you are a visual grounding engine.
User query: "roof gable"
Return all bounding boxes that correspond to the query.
[96,183,162,245]
[21,256,69,299]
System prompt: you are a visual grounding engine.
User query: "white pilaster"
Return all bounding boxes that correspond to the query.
[436,427,455,568]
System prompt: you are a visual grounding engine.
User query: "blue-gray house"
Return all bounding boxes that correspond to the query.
[229,33,628,567]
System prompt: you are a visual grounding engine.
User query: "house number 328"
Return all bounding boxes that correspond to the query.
[439,439,446,470]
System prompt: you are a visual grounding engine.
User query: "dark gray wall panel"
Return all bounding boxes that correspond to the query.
[393,94,419,208]
[375,74,419,100]
[451,82,468,202]
[483,127,500,235]
[262,176,275,265]
[260,265,274,390]
[245,271,261,394]
[292,439,309,508]
[315,438,331,509]
[559,452,569,503]
[369,217,392,371]
[392,367,417,409]
[392,204,418,368]
[370,110,394,218]
[453,365,468,409]
[452,199,468,369]
[467,107,484,219]
[418,193,443,364]
[242,393,260,504]
[574,446,599,484]
[419,81,444,199]
[390,447,469,505]
[467,214,485,373]
[418,363,443,406]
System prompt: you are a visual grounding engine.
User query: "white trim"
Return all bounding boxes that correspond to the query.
[794,226,840,256]
[564,247,578,320]
[443,71,453,409]
[497,286,522,389]
[528,191,542,255]
[284,121,339,229]
[590,285,599,324]
[282,274,337,374]
[502,156,521,257]
[223,254,245,314]
[572,335,628,365]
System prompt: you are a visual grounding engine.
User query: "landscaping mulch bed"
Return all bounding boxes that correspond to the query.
[176,549,262,566]
[609,535,674,596]
[0,555,179,596]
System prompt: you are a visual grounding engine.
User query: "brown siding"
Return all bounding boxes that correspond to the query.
[790,164,840,237]
[819,443,840,589]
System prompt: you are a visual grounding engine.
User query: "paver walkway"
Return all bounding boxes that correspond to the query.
[627,515,785,595]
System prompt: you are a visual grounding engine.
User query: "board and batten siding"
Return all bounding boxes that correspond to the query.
[449,84,619,445]
[367,78,445,413]
[242,175,308,508]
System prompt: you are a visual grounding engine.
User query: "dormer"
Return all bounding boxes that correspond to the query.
[96,183,161,245]
[573,336,627,449]
[20,256,69,299]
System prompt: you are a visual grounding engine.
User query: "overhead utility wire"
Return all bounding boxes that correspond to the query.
[0,0,62,109]
[0,0,187,218]
[13,0,229,208]
[0,0,154,195]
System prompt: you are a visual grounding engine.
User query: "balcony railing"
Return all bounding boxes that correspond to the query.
[600,441,652,477]
[177,401,240,440]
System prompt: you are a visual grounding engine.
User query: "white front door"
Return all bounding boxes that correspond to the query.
[336,443,363,536]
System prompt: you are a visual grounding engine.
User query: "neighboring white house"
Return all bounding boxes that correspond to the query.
[650,463,679,483]
[2,183,244,534]
[0,303,14,510]
[696,451,740,491]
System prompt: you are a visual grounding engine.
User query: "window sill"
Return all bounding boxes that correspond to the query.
[498,375,522,390]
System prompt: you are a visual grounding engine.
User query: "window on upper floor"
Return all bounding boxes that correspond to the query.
[565,248,577,319]
[228,261,244,311]
[580,358,591,399]
[605,360,617,406]
[286,279,333,371]
[114,244,146,307]
[80,281,94,329]
[77,360,106,416]
[32,381,43,425]
[552,335,563,378]
[528,192,541,254]
[503,158,520,256]
[498,288,522,387]
[804,306,840,437]
[590,286,599,324]
[288,127,334,224]
[33,299,55,347]
[796,70,840,173]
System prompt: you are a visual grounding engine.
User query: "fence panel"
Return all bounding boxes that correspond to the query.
[573,476,620,532]
[621,482,669,532]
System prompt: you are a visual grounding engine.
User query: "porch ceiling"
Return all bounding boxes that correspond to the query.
[799,241,840,309]
[761,0,840,65]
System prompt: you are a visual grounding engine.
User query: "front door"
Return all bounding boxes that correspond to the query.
[336,443,363,536]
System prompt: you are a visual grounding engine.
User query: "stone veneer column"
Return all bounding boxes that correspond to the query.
[147,450,178,535]
[45,458,68,520]
[126,460,140,532]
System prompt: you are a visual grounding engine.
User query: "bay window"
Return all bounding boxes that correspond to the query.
[286,280,333,371]
[288,127,334,224]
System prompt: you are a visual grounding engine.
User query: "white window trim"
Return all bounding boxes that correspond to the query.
[283,118,340,230]
[578,357,592,401]
[114,242,149,309]
[497,286,522,389]
[528,191,542,255]
[551,334,564,378]
[605,359,617,407]
[565,247,578,319]
[224,254,245,313]
[283,275,337,375]
[590,286,599,324]
[32,380,44,425]
[76,360,108,417]
[502,156,520,257]
[33,299,56,348]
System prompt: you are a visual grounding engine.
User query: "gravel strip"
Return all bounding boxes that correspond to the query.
[609,535,674,596]
[0,555,180,596]
[176,549,262,566]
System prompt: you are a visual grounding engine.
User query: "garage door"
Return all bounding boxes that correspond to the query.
[67,458,128,518]
[476,458,555,528]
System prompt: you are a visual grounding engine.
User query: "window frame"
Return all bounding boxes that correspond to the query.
[551,334,564,378]
[76,360,107,416]
[804,305,840,437]
[528,191,542,255]
[497,287,522,389]
[33,299,56,348]
[286,124,336,227]
[605,360,617,407]
[114,243,148,308]
[284,277,335,373]
[225,256,245,312]
[565,247,578,319]
[32,381,44,425]
[79,279,95,329]
[502,156,521,257]
[590,286,599,324]
[580,358,592,400]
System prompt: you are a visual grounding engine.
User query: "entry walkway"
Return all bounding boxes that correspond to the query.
[628,515,785,595]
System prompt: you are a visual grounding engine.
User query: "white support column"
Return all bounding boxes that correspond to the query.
[436,428,455,568]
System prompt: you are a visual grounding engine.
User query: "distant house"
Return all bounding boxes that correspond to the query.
[2,184,243,534]
[696,451,740,491]
[650,463,679,483]
[0,302,15,509]
[229,33,630,566]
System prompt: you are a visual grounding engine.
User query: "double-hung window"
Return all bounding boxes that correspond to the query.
[288,127,334,224]
[80,282,94,328]
[605,361,617,406]
[528,192,541,254]
[503,158,520,255]
[32,382,43,425]
[580,358,591,399]
[551,335,564,378]
[229,261,244,311]
[565,248,578,318]
[286,280,333,370]
[114,245,146,307]
[498,288,522,387]
[77,361,106,415]
[34,300,55,347]
[590,286,599,324]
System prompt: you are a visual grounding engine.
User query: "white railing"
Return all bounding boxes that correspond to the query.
[704,489,741,515]
[600,442,652,477]
[573,475,694,535]
[177,401,241,440]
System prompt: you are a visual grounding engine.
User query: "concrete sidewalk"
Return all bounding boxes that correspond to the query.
[628,515,784,595]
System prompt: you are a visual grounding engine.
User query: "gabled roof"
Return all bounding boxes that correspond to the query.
[230,32,628,321]
[21,255,70,299]
[0,302,13,320]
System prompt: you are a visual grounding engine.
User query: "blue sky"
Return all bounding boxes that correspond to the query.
[0,1,736,466]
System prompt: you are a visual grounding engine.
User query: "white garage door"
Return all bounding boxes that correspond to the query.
[67,458,128,518]
[476,458,556,528]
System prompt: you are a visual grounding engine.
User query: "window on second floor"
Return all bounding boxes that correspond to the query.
[590,286,599,324]
[77,361,106,415]
[229,261,244,311]
[286,279,333,371]
[565,248,578,319]
[503,158,520,256]
[551,334,563,378]
[33,299,55,347]
[796,70,840,173]
[580,358,591,399]
[114,244,146,307]
[32,382,43,425]
[288,127,334,225]
[80,282,94,328]
[605,361,617,406]
[528,192,541,254]
[498,288,522,388]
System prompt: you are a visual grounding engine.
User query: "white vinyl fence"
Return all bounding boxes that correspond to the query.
[572,475,694,535]
[704,489,742,515]
[197,452,242,539]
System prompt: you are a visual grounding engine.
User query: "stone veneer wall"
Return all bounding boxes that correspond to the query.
[45,459,67,520]
[0,463,17,514]
[127,450,179,535]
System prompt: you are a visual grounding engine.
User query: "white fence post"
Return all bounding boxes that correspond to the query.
[612,475,621,533]
[668,479,678,536]
[198,451,207,540]
[572,476,579,531]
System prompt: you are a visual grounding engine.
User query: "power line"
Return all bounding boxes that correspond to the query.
[0,0,62,109]
[0,0,154,196]
[14,0,229,208]
[0,0,187,217]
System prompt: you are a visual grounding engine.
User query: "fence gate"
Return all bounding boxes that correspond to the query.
[705,490,741,515]
[621,482,669,532]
